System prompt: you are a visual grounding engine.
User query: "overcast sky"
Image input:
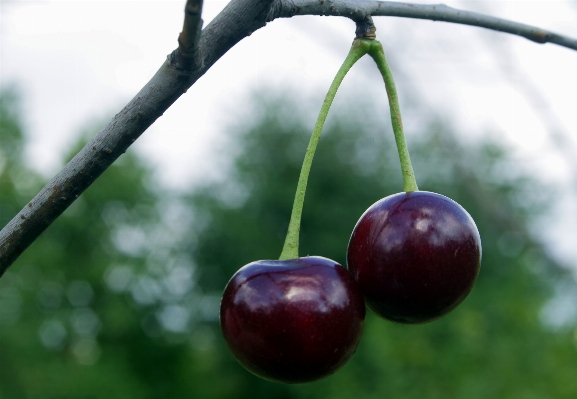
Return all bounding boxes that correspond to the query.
[1,0,577,269]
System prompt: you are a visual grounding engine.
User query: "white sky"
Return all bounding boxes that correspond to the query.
[1,0,577,270]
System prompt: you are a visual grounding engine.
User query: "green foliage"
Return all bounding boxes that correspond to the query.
[1,90,577,398]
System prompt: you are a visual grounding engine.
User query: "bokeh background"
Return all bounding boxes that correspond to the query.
[1,1,577,398]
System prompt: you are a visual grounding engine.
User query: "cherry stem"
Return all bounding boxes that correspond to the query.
[368,41,419,193]
[279,39,371,260]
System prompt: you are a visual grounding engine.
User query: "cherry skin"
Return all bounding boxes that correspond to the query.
[347,191,481,324]
[220,256,365,384]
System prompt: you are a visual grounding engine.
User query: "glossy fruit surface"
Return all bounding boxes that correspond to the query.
[220,256,365,384]
[347,191,481,324]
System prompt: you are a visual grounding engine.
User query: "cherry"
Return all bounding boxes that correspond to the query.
[347,191,481,324]
[219,39,370,383]
[220,256,365,383]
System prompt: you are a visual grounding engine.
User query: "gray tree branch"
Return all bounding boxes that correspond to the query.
[1,0,576,276]
[270,1,577,51]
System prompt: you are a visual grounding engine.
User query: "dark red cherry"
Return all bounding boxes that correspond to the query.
[347,191,481,324]
[220,256,365,383]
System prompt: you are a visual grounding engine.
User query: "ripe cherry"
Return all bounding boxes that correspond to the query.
[220,256,365,383]
[347,191,481,324]
[219,38,371,383]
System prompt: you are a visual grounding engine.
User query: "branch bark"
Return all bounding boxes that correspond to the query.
[1,0,576,276]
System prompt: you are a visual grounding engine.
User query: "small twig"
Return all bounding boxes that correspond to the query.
[178,0,204,62]
[269,1,577,52]
[355,15,376,39]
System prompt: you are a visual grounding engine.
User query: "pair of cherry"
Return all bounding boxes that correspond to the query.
[220,38,482,384]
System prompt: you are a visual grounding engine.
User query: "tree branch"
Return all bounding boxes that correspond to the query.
[269,1,577,51]
[1,0,576,277]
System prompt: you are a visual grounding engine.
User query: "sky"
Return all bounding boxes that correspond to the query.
[1,0,577,269]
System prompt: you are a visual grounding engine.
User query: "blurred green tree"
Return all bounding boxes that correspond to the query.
[0,88,172,398]
[1,89,576,399]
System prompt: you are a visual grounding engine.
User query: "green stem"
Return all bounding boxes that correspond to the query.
[279,39,371,260]
[368,41,419,192]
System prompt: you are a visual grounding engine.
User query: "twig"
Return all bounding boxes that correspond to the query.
[269,1,577,51]
[178,0,204,64]
[1,0,576,276]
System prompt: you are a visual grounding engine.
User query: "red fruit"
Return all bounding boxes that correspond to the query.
[220,256,365,383]
[347,191,481,324]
